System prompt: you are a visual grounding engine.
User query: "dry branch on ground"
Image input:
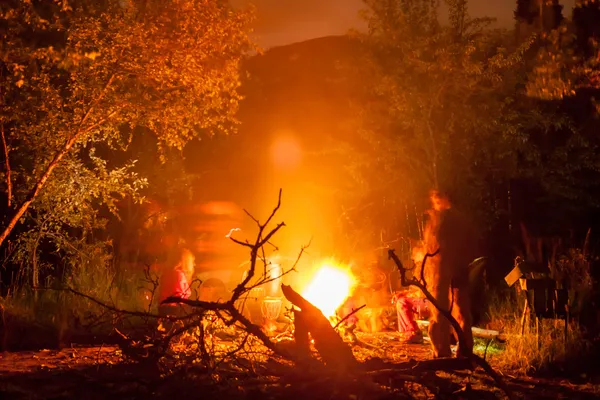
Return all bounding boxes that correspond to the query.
[49,193,517,399]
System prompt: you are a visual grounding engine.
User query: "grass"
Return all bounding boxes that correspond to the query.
[481,289,591,376]
[0,260,158,351]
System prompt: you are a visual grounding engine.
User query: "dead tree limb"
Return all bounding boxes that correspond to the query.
[281,284,358,371]
[229,189,285,303]
[388,249,514,399]
[161,190,301,362]
[292,307,311,356]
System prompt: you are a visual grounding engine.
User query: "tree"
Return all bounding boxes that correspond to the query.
[525,0,600,102]
[334,0,600,254]
[337,0,533,245]
[515,0,563,42]
[0,0,255,257]
[518,0,600,218]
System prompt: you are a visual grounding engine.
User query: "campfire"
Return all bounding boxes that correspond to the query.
[301,261,356,320]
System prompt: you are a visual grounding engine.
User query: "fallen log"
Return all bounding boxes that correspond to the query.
[416,320,506,342]
[364,356,474,374]
[281,284,357,371]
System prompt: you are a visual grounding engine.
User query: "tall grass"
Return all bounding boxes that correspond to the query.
[0,254,157,350]
[484,249,594,375]
[483,289,590,375]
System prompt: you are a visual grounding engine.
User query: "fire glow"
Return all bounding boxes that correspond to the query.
[302,263,356,319]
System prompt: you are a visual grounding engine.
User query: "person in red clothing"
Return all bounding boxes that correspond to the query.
[158,245,196,319]
[393,286,425,344]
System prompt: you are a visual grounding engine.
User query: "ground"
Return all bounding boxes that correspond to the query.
[1,332,599,399]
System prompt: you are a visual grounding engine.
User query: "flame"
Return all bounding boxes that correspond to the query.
[302,262,356,319]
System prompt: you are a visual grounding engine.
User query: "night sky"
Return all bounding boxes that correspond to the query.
[232,0,577,48]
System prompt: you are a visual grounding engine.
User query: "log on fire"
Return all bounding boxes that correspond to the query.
[281,284,357,371]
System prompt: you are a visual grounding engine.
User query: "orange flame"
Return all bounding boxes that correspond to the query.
[302,262,356,319]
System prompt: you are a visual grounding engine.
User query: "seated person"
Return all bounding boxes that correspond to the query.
[393,286,426,344]
[158,246,195,322]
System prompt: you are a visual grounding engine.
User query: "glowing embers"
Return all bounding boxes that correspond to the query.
[302,262,356,319]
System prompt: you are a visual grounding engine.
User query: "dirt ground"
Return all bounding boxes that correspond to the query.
[1,332,599,400]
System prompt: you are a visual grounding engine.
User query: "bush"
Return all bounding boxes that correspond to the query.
[0,249,158,351]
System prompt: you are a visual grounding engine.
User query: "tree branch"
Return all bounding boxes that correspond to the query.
[229,189,285,302]
[0,74,118,248]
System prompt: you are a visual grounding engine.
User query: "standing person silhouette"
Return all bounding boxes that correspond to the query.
[413,190,477,358]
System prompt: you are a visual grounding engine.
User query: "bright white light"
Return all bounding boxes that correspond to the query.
[302,263,355,319]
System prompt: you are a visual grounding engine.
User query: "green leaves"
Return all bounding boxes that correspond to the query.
[0,0,255,281]
[350,1,523,206]
[337,0,599,241]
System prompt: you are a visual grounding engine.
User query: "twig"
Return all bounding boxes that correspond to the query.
[54,191,299,375]
[37,286,206,321]
[420,246,439,288]
[229,189,285,302]
[291,239,311,270]
[333,304,366,330]
[214,333,251,369]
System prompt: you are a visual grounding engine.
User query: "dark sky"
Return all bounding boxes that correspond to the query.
[232,0,577,48]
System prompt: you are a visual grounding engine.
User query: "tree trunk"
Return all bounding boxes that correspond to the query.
[1,125,12,207]
[0,136,82,247]
[0,75,115,249]
[31,229,43,299]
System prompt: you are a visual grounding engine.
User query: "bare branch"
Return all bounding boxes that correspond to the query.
[230,221,286,302]
[229,236,254,248]
[38,287,205,321]
[291,239,311,270]
[262,188,283,231]
[420,247,439,287]
[243,208,260,225]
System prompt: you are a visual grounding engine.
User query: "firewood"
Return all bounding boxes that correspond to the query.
[281,284,357,371]
[293,308,310,355]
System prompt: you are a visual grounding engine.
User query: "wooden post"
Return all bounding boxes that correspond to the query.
[536,316,541,351]
[520,298,529,335]
[564,305,569,355]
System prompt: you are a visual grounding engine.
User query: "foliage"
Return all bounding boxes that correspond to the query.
[552,247,594,317]
[526,1,600,102]
[0,0,255,287]
[484,289,591,376]
[334,0,600,252]
[339,0,530,243]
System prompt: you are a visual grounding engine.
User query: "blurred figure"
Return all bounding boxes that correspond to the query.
[158,244,195,319]
[412,190,477,358]
[393,286,424,344]
[339,296,360,328]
